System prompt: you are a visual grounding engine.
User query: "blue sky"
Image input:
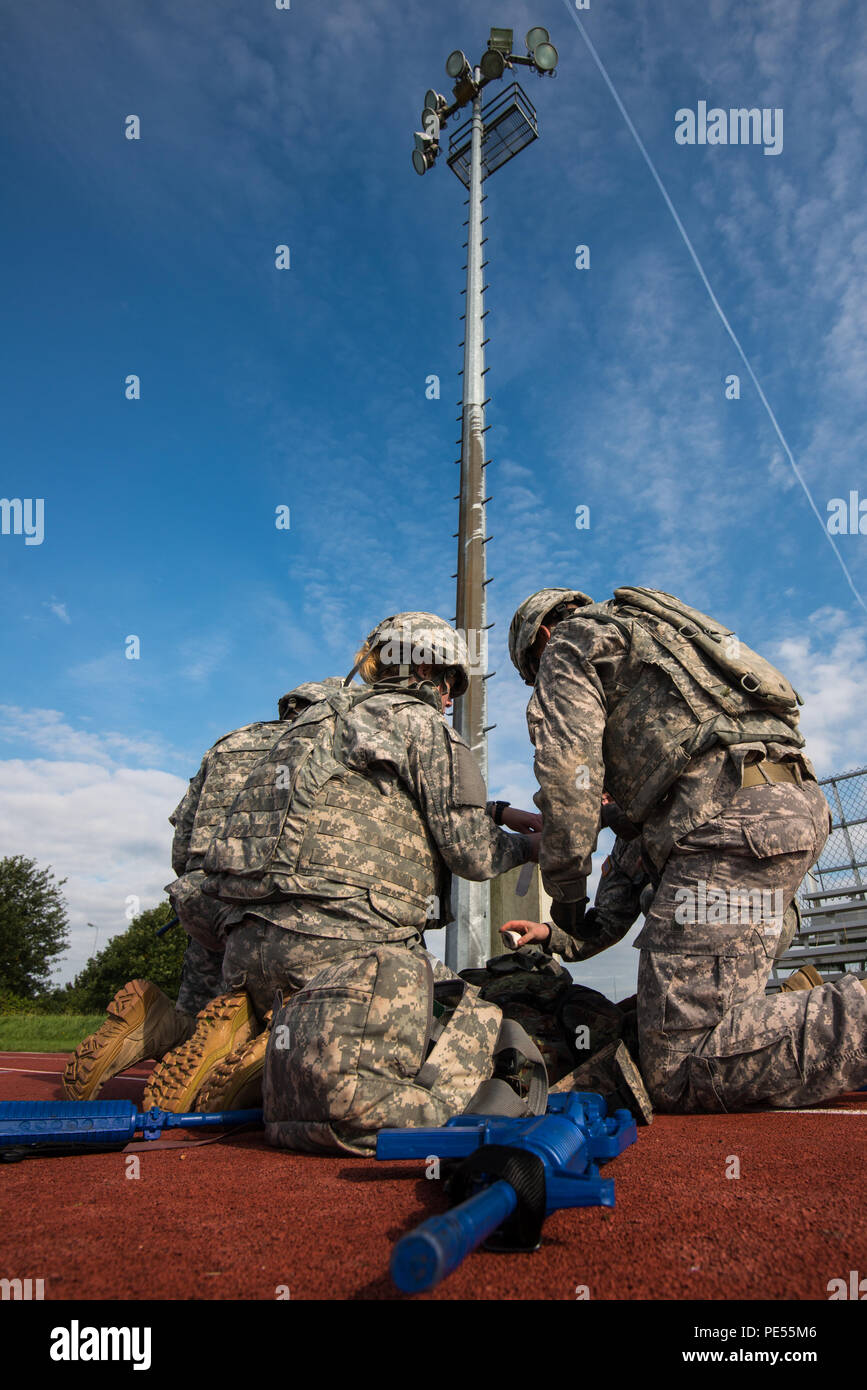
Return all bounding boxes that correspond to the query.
[1,0,866,992]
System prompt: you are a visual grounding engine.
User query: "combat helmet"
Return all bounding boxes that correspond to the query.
[277,677,346,722]
[350,612,470,697]
[509,588,593,685]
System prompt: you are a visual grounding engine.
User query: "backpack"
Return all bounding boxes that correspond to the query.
[460,950,625,1084]
[263,946,547,1155]
[612,587,802,717]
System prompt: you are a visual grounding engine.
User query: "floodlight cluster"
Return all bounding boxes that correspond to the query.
[411,26,558,175]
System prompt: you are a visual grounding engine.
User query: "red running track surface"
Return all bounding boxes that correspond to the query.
[0,1053,864,1301]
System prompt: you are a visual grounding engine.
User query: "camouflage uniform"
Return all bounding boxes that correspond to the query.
[209,685,533,1022]
[547,833,650,965]
[168,681,345,1015]
[548,826,800,969]
[520,594,867,1112]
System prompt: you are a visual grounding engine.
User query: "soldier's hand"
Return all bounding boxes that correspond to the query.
[501,807,543,834]
[500,920,551,947]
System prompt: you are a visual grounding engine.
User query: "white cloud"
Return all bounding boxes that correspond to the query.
[0,758,187,983]
[0,705,176,769]
[45,598,71,624]
[774,611,867,774]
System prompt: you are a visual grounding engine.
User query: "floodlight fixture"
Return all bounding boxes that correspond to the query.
[488,27,513,54]
[532,40,558,72]
[425,89,448,115]
[446,49,469,79]
[479,48,505,80]
[412,130,437,174]
[525,27,549,52]
[421,106,441,139]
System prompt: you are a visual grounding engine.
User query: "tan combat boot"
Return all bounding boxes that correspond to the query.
[551,1039,654,1125]
[142,992,258,1113]
[62,980,195,1101]
[779,965,824,992]
[195,1013,273,1112]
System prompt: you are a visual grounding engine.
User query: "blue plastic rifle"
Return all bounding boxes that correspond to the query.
[0,1100,263,1161]
[376,1091,636,1293]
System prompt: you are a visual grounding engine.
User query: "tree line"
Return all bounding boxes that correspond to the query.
[0,855,185,1014]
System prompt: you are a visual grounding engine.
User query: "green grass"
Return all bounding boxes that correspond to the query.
[0,1014,106,1052]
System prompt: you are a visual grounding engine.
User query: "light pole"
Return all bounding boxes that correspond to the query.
[411,27,559,970]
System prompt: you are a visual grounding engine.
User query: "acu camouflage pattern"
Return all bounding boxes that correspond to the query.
[635,778,867,1111]
[527,592,811,902]
[546,833,650,963]
[263,944,503,1155]
[170,720,287,873]
[167,718,287,950]
[508,588,594,685]
[522,585,867,1112]
[550,1040,654,1126]
[168,681,347,951]
[221,916,461,1025]
[175,936,225,1018]
[204,684,530,942]
[547,828,801,967]
[360,611,471,696]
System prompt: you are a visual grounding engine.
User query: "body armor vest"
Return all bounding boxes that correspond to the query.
[571,590,805,823]
[203,688,443,929]
[187,721,285,865]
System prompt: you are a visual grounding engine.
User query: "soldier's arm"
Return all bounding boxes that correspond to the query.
[397,707,533,880]
[547,836,649,962]
[528,619,625,903]
[169,759,208,876]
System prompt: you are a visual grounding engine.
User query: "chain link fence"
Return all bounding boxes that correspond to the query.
[776,767,867,985]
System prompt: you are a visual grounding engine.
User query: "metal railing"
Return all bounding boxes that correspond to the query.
[769,766,867,989]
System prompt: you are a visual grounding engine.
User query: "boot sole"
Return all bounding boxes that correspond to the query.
[196,1052,266,1112]
[143,994,256,1113]
[62,980,164,1101]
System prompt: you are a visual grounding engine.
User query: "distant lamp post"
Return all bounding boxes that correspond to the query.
[410,27,558,970]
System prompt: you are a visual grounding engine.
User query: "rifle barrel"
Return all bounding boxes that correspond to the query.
[391,1179,517,1292]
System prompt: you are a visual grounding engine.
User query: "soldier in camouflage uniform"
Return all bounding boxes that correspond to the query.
[506,587,867,1113]
[201,614,539,1024]
[62,682,341,1102]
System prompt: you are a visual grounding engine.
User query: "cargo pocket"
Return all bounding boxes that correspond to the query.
[268,982,370,1124]
[683,1030,801,1112]
[661,955,738,1038]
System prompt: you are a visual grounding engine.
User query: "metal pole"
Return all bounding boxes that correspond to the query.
[446,71,490,972]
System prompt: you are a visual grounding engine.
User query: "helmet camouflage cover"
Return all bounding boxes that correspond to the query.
[361,612,471,697]
[509,588,593,685]
[278,677,346,722]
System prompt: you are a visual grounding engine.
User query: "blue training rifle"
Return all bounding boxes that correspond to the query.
[376,1091,637,1293]
[0,1100,263,1160]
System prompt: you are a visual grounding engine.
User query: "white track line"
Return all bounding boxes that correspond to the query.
[0,1065,150,1078]
[772,1108,867,1115]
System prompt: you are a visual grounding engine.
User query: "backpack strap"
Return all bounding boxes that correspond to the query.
[462,1017,548,1117]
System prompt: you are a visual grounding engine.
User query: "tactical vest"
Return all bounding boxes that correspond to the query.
[186,721,286,865]
[570,588,805,823]
[202,688,444,930]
